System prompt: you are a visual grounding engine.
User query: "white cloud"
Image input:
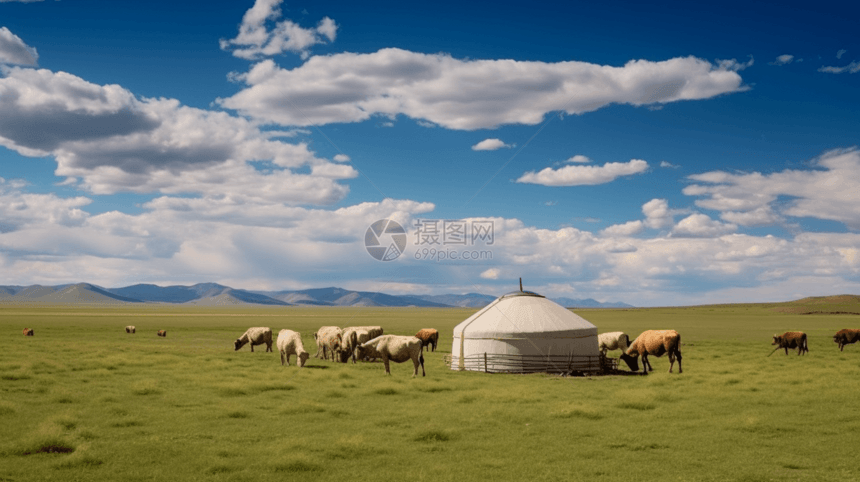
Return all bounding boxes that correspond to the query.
[333,154,350,162]
[601,220,644,237]
[770,54,794,66]
[471,138,511,151]
[818,61,860,74]
[565,155,591,163]
[0,67,357,204]
[684,148,860,229]
[5,181,860,307]
[660,160,679,168]
[716,55,754,71]
[837,49,847,59]
[219,0,337,60]
[219,49,747,130]
[0,27,38,66]
[671,213,737,237]
[517,159,648,186]
[642,198,675,229]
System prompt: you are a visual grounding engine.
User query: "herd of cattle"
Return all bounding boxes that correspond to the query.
[598,327,860,373]
[231,325,440,377]
[19,323,860,375]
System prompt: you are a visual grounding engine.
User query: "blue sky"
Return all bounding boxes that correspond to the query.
[1,0,859,306]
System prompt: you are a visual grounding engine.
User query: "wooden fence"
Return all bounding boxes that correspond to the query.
[444,352,618,375]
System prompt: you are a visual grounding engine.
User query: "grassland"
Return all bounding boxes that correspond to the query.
[2,301,860,481]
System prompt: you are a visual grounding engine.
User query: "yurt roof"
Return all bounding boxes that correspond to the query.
[454,288,596,339]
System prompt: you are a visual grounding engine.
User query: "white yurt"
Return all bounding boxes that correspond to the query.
[451,282,600,374]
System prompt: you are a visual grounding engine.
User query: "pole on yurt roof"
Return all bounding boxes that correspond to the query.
[519,277,523,292]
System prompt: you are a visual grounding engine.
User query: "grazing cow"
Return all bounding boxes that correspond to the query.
[234,327,273,352]
[597,331,630,356]
[772,331,808,356]
[415,329,440,352]
[157,330,167,337]
[355,335,425,377]
[338,328,365,363]
[351,326,383,340]
[834,329,860,351]
[125,326,136,334]
[23,328,34,336]
[315,326,343,362]
[277,330,310,367]
[619,330,682,373]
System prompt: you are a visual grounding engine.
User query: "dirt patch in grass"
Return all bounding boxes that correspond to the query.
[15,438,76,456]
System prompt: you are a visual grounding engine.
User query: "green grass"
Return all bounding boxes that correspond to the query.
[1,303,860,481]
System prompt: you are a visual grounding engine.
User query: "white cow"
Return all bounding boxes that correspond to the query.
[277,330,309,367]
[355,335,425,377]
[234,327,273,352]
[598,331,630,356]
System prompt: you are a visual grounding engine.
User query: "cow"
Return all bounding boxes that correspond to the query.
[234,327,273,352]
[415,329,440,352]
[338,328,360,363]
[834,329,860,351]
[125,326,136,334]
[23,328,34,336]
[772,331,808,356]
[277,330,310,367]
[314,326,343,362]
[598,331,630,357]
[157,330,167,337]
[355,335,425,377]
[619,330,682,373]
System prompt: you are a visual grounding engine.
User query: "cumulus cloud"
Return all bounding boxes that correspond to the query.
[660,160,679,168]
[471,138,511,151]
[601,220,644,237]
[684,148,860,229]
[219,49,747,130]
[818,61,860,74]
[219,0,337,60]
[566,155,591,163]
[516,159,648,187]
[770,54,795,66]
[671,213,737,237]
[5,180,860,307]
[642,198,675,229]
[0,27,38,66]
[0,67,356,204]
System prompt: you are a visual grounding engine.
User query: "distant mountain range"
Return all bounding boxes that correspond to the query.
[0,282,634,308]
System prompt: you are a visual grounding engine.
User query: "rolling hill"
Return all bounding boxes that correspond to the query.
[0,282,634,308]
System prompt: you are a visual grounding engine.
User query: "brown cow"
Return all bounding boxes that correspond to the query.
[23,328,34,336]
[619,330,682,373]
[157,330,167,337]
[414,328,439,352]
[772,331,808,355]
[833,329,860,352]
